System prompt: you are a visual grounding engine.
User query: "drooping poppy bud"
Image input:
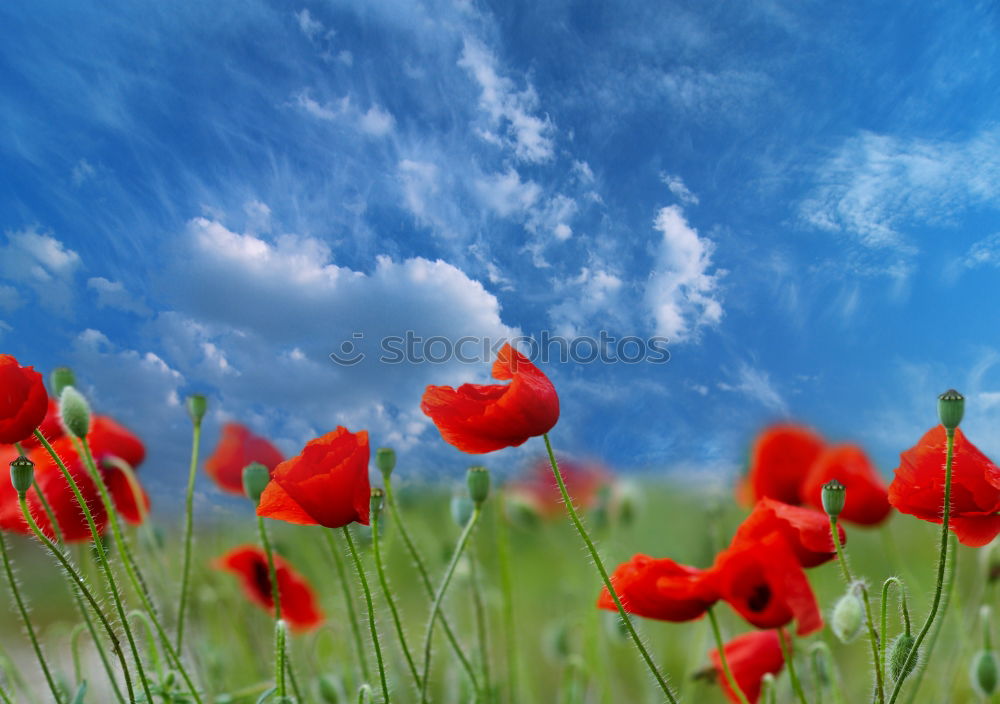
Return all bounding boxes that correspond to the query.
[938,389,965,431]
[50,366,76,396]
[888,633,917,682]
[375,448,395,478]
[971,651,999,697]
[242,463,271,505]
[9,455,34,496]
[821,479,846,519]
[59,387,91,438]
[831,587,864,643]
[467,466,491,505]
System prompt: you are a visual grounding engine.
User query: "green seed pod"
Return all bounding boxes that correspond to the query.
[9,455,34,496]
[186,394,207,426]
[375,447,396,478]
[831,589,864,643]
[938,389,965,430]
[466,466,490,505]
[59,386,91,438]
[971,650,1000,697]
[451,493,474,527]
[821,479,846,518]
[50,366,76,396]
[888,633,918,682]
[241,463,271,505]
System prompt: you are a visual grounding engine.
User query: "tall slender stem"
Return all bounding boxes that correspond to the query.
[342,526,390,703]
[542,433,678,704]
[256,514,285,696]
[777,629,808,704]
[324,528,371,684]
[383,476,479,692]
[470,540,492,703]
[274,620,287,697]
[420,506,481,704]
[707,608,750,704]
[176,418,202,651]
[887,428,956,704]
[880,577,911,674]
[0,530,63,702]
[494,493,518,704]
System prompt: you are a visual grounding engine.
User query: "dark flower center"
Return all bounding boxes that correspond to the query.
[747,583,771,612]
[252,560,274,604]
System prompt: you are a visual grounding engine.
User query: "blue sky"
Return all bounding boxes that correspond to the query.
[2,0,1000,502]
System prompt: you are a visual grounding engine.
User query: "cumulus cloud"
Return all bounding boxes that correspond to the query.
[0,228,82,314]
[549,266,624,337]
[87,277,151,315]
[645,205,724,343]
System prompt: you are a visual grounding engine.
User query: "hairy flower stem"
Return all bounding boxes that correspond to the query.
[324,528,372,684]
[383,475,480,693]
[887,427,956,704]
[777,629,809,704]
[176,416,202,652]
[255,514,286,696]
[880,577,911,674]
[17,495,136,702]
[274,620,287,697]
[75,438,204,703]
[34,430,152,703]
[707,608,750,704]
[494,493,518,704]
[342,526,391,703]
[470,540,492,703]
[0,530,63,702]
[420,506,481,704]
[372,503,422,692]
[829,516,884,703]
[542,433,679,704]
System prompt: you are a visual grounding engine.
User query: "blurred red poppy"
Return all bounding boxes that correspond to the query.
[709,630,785,704]
[257,427,371,528]
[889,426,1000,547]
[205,422,284,495]
[732,498,846,568]
[87,416,150,524]
[17,399,63,450]
[421,343,559,453]
[0,355,49,445]
[802,445,891,525]
[597,554,718,622]
[742,425,824,506]
[509,456,609,517]
[215,545,324,631]
[708,532,822,636]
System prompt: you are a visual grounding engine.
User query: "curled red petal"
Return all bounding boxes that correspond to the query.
[597,554,717,622]
[709,630,785,704]
[733,498,845,568]
[802,444,890,525]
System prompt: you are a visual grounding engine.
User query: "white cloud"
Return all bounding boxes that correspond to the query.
[295,91,394,137]
[87,277,150,315]
[72,159,96,186]
[458,38,555,163]
[295,9,324,39]
[645,205,724,342]
[718,363,787,415]
[962,232,1000,269]
[660,172,699,205]
[549,266,624,337]
[475,168,541,217]
[0,228,82,314]
[359,105,395,136]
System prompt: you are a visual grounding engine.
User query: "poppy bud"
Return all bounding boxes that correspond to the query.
[937,389,965,430]
[9,455,34,496]
[375,448,396,478]
[831,588,864,643]
[971,651,1000,697]
[59,386,91,438]
[241,463,271,505]
[466,466,490,505]
[888,633,918,681]
[451,493,474,527]
[50,366,76,396]
[821,479,846,519]
[318,674,346,703]
[370,488,384,520]
[186,394,207,426]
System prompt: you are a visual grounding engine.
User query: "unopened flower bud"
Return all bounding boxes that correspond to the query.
[821,479,846,519]
[888,633,918,682]
[370,488,384,520]
[375,448,396,478]
[466,466,490,505]
[971,650,1000,697]
[9,455,34,496]
[451,493,474,527]
[241,463,271,504]
[831,588,864,643]
[59,386,91,438]
[938,389,965,430]
[50,366,76,396]
[186,394,207,426]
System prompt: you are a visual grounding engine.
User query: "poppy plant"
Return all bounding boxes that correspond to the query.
[732,498,846,568]
[889,425,1000,547]
[709,630,785,704]
[0,355,49,445]
[421,343,559,453]
[215,545,324,631]
[597,554,718,622]
[741,424,824,506]
[17,399,63,450]
[801,445,891,525]
[205,422,284,495]
[257,426,371,528]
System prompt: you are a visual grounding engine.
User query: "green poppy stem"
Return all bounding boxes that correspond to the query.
[542,433,678,704]
[383,475,480,692]
[707,608,750,704]
[470,540,492,703]
[420,505,481,704]
[494,492,518,704]
[342,526,390,704]
[274,619,287,697]
[880,577,911,674]
[777,629,808,704]
[887,427,957,704]
[255,514,285,696]
[324,528,372,685]
[176,415,202,652]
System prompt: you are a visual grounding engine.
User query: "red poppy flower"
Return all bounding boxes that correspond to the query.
[205,422,284,495]
[732,498,846,568]
[597,554,718,622]
[257,427,371,528]
[421,343,559,454]
[18,399,64,450]
[509,456,609,517]
[0,356,49,445]
[215,545,324,631]
[742,425,824,506]
[709,630,785,704]
[709,532,822,636]
[889,426,1000,547]
[801,445,891,525]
